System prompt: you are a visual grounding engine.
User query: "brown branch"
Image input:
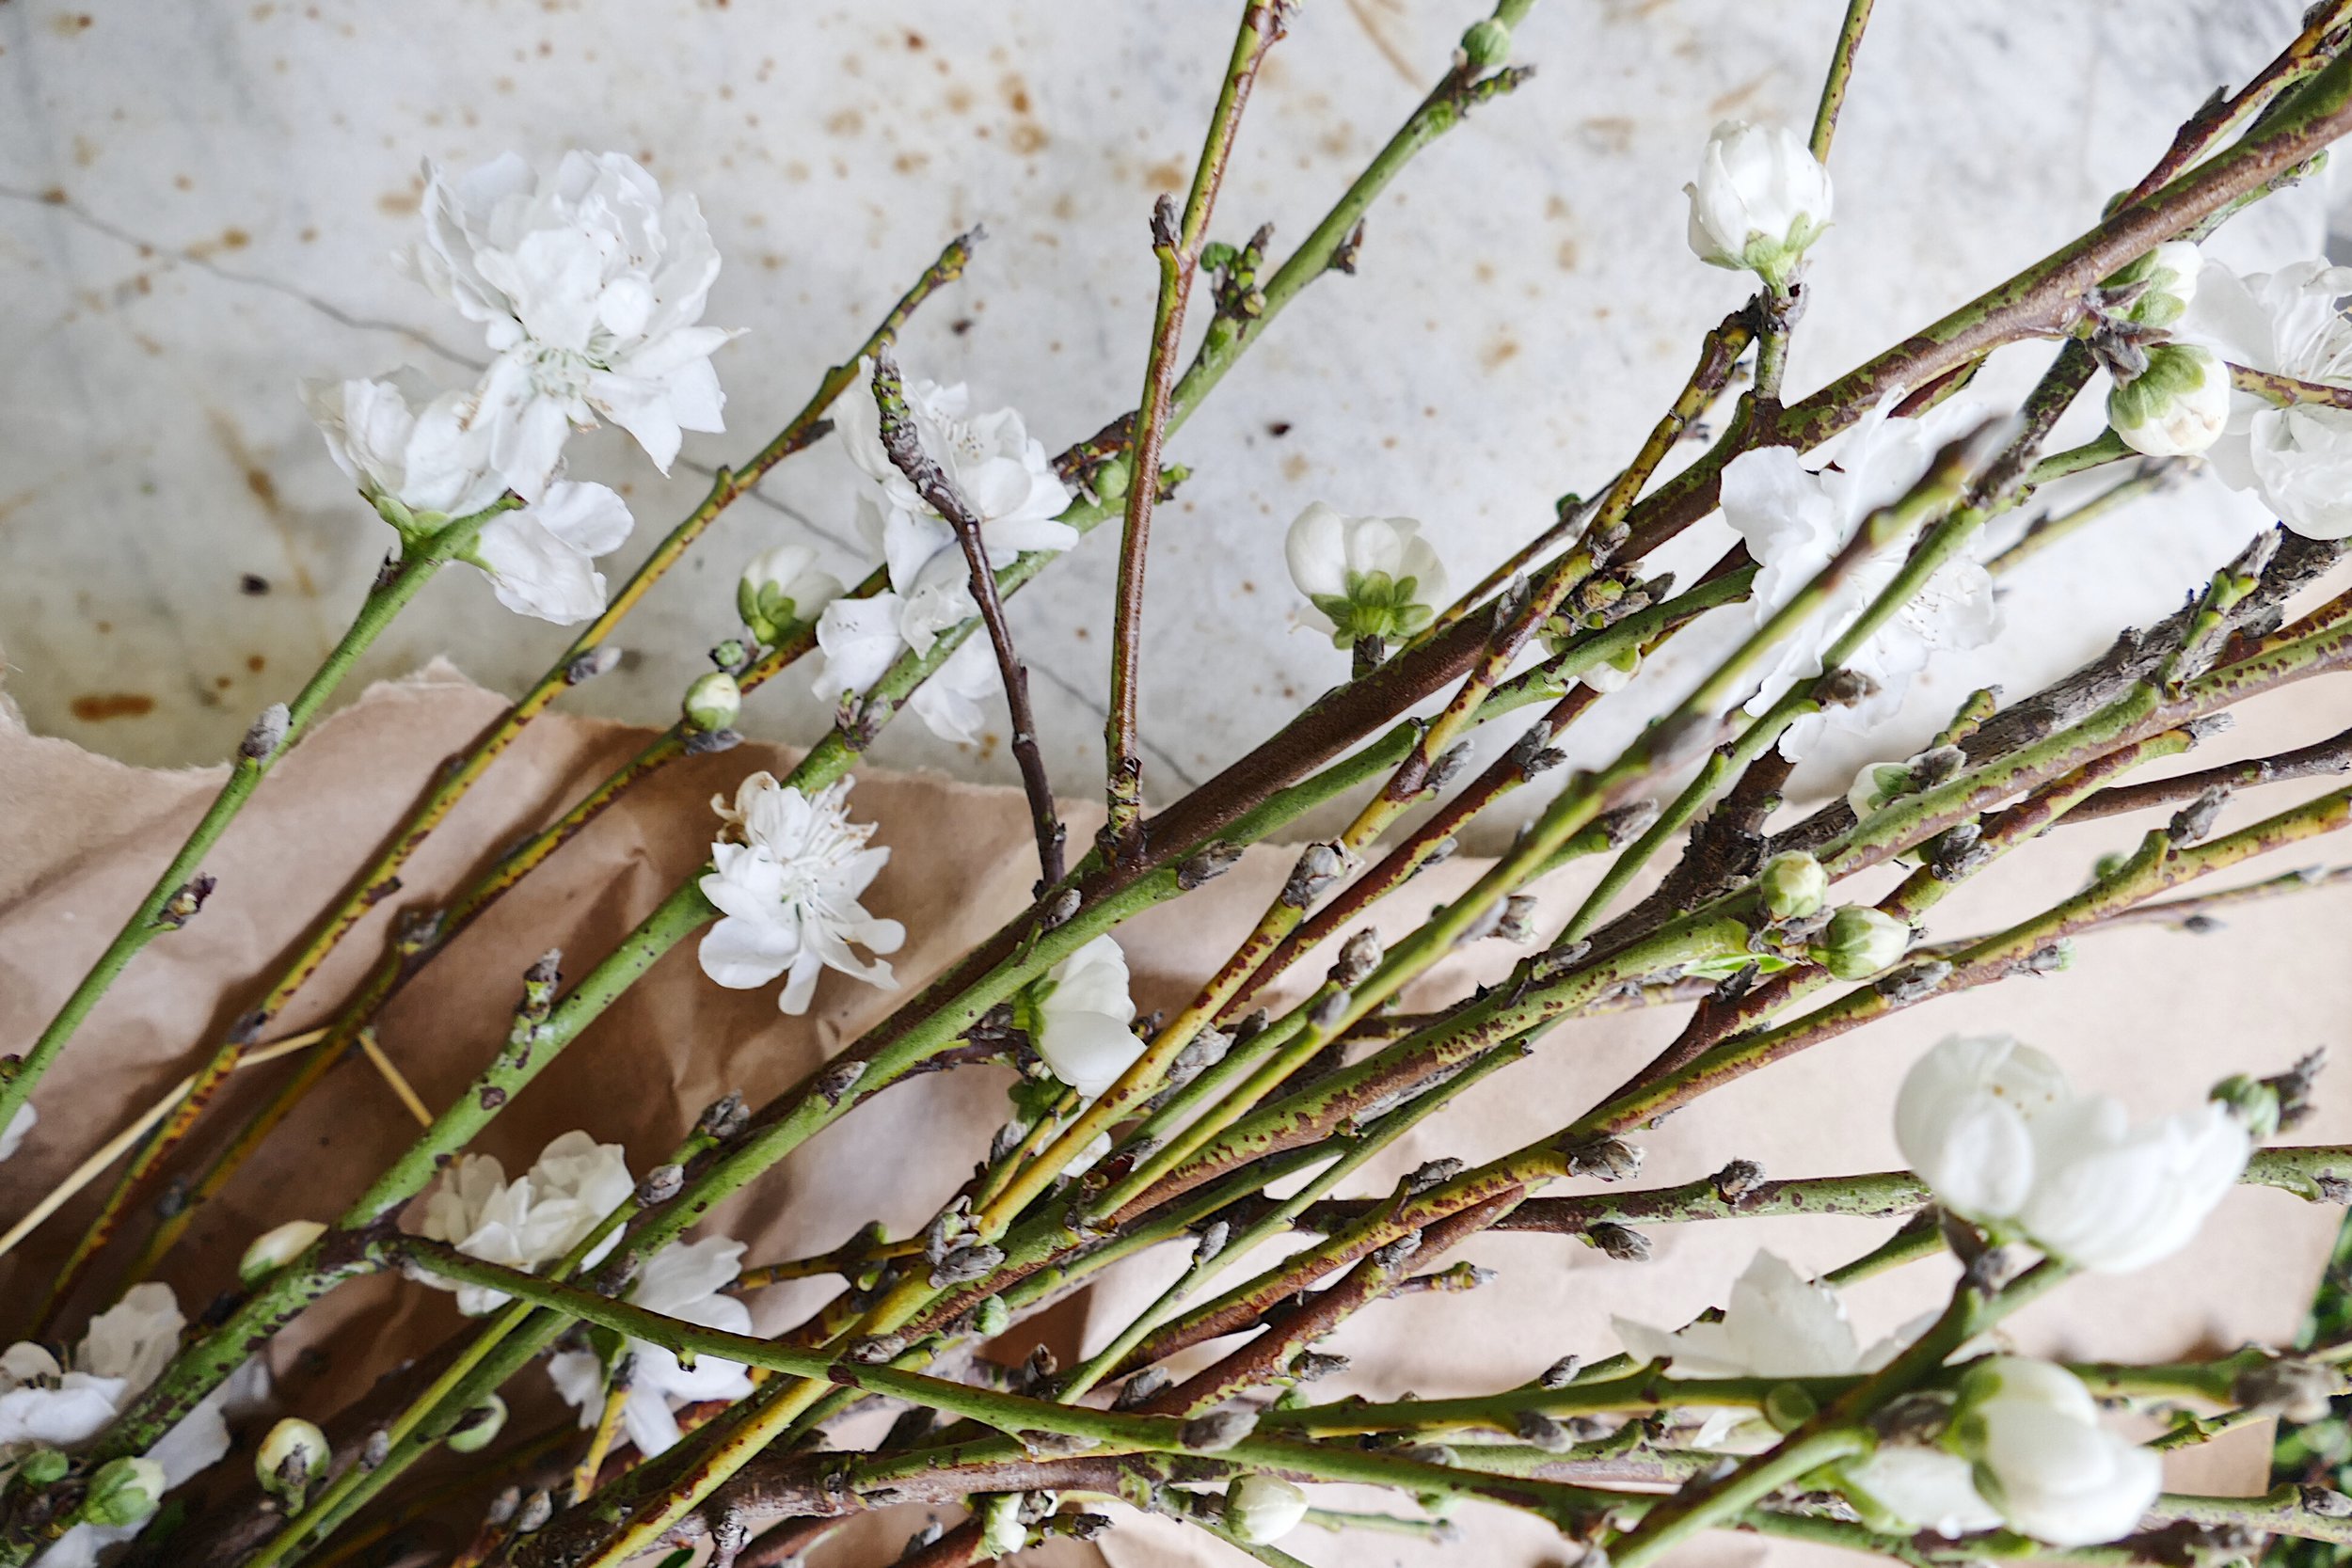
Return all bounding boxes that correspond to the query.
[869,344,1066,888]
[2067,721,2352,823]
[1104,1,1289,858]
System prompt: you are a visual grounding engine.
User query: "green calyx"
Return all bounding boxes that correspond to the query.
[1312,569,1436,648]
[738,577,807,647]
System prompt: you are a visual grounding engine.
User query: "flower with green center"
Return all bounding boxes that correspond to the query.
[1284,502,1449,648]
[2108,342,2230,457]
[737,543,846,646]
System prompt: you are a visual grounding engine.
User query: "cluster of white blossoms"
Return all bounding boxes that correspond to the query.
[1282,502,1452,649]
[415,1129,636,1314]
[547,1235,755,1456]
[696,770,905,1015]
[1720,394,2002,758]
[410,1132,750,1455]
[0,1286,262,1568]
[1615,1032,2257,1547]
[306,150,740,624]
[806,359,1073,743]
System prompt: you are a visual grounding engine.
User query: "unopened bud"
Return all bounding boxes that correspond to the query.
[1586,1222,1651,1261]
[1565,1135,1643,1181]
[1712,1158,1767,1204]
[1460,16,1512,71]
[1810,906,1911,980]
[1113,1367,1170,1411]
[83,1457,166,1528]
[978,1492,1027,1558]
[1496,894,1540,943]
[1333,927,1384,987]
[684,670,742,734]
[930,1243,1006,1289]
[1538,1355,1581,1389]
[516,1488,554,1533]
[1178,842,1245,890]
[1282,843,1346,908]
[1757,850,1827,920]
[1424,741,1472,793]
[241,703,291,761]
[2110,342,2230,457]
[635,1164,685,1206]
[1597,800,1660,847]
[257,1418,329,1500]
[18,1450,70,1488]
[973,1295,1012,1338]
[698,1091,750,1141]
[1225,1474,1309,1543]
[566,644,623,685]
[240,1219,327,1286]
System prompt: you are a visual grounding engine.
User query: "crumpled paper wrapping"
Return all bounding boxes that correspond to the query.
[4,663,2349,1568]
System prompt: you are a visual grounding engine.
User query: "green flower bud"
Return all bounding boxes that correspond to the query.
[1758,850,1828,920]
[2109,342,2229,457]
[16,1449,70,1488]
[1764,1381,1819,1433]
[1225,1474,1310,1544]
[239,1219,326,1286]
[683,670,742,734]
[445,1391,509,1454]
[2211,1073,2281,1140]
[1460,17,1512,70]
[978,1492,1027,1558]
[257,1418,329,1501]
[973,1295,1012,1338]
[1809,906,1911,980]
[81,1457,165,1528]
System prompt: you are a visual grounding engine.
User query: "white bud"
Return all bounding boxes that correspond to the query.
[240,1219,327,1286]
[81,1457,165,1528]
[1225,1474,1310,1544]
[2109,343,2230,457]
[1684,121,1833,288]
[1809,906,1910,979]
[683,670,742,733]
[978,1492,1027,1558]
[257,1418,330,1497]
[1757,850,1827,920]
[2106,241,2201,330]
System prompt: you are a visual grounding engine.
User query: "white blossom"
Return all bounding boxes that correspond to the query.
[416,1131,634,1314]
[1720,395,2001,758]
[1895,1035,2250,1273]
[808,587,1003,746]
[1843,1446,2005,1539]
[0,1103,32,1163]
[1954,1357,2161,1546]
[739,543,846,645]
[548,1237,754,1458]
[836,360,1073,579]
[1024,936,1140,1099]
[1225,1474,1311,1544]
[1284,502,1449,647]
[1615,1251,1959,1490]
[698,772,904,1015]
[0,1286,261,1568]
[402,151,739,499]
[1684,121,1833,286]
[1614,1250,1900,1381]
[2109,343,2230,457]
[304,373,637,626]
[2184,259,2352,538]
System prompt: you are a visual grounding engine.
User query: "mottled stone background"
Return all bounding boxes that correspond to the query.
[1,0,2341,834]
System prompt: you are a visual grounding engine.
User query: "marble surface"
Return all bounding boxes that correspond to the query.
[1,0,2343,834]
